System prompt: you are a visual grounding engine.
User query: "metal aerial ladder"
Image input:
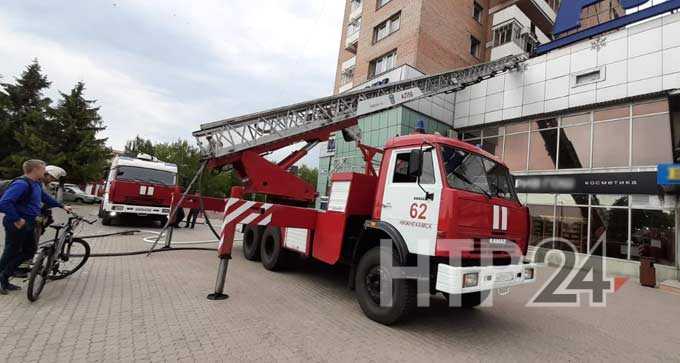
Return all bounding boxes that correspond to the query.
[192,53,529,203]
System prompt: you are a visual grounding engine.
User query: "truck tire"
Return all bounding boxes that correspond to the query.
[446,291,490,308]
[260,227,291,271]
[243,225,263,261]
[101,215,112,226]
[354,246,416,325]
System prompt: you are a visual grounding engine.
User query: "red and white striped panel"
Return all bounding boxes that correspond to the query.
[220,198,273,239]
[492,205,508,231]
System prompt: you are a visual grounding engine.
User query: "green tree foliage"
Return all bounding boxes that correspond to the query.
[124,135,155,157]
[123,136,238,197]
[0,60,111,183]
[50,82,112,183]
[0,60,53,176]
[297,165,318,187]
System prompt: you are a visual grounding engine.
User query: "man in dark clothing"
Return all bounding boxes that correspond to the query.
[185,207,200,229]
[0,160,69,294]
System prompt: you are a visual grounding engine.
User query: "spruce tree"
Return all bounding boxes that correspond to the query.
[0,60,53,177]
[50,82,112,184]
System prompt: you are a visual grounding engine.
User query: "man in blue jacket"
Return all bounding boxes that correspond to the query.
[0,160,70,294]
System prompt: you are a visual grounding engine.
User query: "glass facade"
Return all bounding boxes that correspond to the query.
[460,98,677,266]
[461,98,673,172]
[317,106,451,197]
[522,193,676,266]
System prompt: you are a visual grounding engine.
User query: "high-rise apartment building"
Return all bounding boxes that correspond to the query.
[334,0,564,94]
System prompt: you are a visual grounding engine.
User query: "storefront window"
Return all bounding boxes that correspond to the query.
[632,113,673,166]
[531,118,558,130]
[556,194,589,205]
[558,124,590,169]
[631,209,675,265]
[481,136,503,159]
[461,129,481,140]
[632,99,668,116]
[526,193,556,205]
[561,113,590,126]
[528,129,557,170]
[528,204,555,248]
[505,121,530,134]
[483,126,501,137]
[594,105,628,121]
[555,205,589,253]
[592,119,629,168]
[590,207,629,260]
[503,133,528,171]
[591,194,629,207]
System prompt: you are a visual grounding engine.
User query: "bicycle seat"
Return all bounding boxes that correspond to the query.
[48,224,66,231]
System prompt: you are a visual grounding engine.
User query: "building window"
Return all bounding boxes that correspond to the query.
[470,36,481,58]
[631,209,676,266]
[631,100,672,166]
[369,50,397,78]
[377,0,392,9]
[473,2,483,23]
[373,12,401,43]
[493,21,517,47]
[340,69,354,85]
[592,119,629,168]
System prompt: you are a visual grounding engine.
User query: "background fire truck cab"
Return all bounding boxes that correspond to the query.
[99,153,178,226]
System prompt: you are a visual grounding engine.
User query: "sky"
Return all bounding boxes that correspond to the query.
[0,0,345,167]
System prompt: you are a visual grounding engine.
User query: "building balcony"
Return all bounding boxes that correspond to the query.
[489,19,539,60]
[490,0,556,39]
[349,0,363,22]
[341,56,356,72]
[345,30,360,53]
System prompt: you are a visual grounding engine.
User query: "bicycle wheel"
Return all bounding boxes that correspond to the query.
[27,248,51,302]
[49,238,90,280]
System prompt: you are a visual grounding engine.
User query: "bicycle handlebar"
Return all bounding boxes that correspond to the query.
[64,209,97,225]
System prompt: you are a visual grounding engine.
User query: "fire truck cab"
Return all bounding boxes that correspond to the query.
[99,154,178,225]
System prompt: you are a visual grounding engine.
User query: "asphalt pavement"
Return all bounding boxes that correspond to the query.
[0,205,679,362]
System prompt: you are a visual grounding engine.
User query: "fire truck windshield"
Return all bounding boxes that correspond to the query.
[115,166,176,186]
[440,145,518,202]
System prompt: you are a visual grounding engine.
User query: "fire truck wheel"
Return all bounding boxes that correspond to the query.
[102,215,112,226]
[355,246,416,325]
[260,227,291,271]
[243,225,263,261]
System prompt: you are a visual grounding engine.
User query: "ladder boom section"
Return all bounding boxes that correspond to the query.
[194,54,528,166]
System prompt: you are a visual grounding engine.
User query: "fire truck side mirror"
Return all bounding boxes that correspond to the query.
[407,150,423,178]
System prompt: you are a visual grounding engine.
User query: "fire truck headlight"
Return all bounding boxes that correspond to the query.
[524,268,534,280]
[463,273,479,288]
[109,212,117,217]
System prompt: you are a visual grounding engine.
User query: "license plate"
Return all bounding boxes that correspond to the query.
[496,272,514,282]
[489,238,509,245]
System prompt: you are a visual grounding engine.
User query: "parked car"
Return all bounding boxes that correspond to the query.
[62,185,101,204]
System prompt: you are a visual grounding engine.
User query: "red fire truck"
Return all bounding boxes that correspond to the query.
[197,54,538,324]
[99,153,178,225]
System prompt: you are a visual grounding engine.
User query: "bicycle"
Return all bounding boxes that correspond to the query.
[27,211,95,302]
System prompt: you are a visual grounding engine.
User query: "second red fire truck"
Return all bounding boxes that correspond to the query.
[99,153,178,225]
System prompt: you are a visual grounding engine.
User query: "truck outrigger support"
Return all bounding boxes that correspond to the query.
[207,257,230,300]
